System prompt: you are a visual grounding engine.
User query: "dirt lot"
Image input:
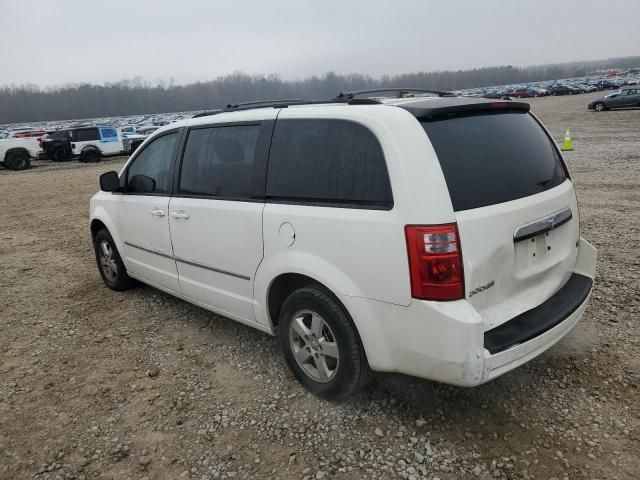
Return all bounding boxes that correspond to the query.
[1,92,638,480]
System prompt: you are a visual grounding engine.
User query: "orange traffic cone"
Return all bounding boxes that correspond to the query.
[561,129,573,151]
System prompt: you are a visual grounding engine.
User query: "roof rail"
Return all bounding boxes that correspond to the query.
[192,110,223,118]
[225,99,309,110]
[189,95,386,119]
[335,88,455,100]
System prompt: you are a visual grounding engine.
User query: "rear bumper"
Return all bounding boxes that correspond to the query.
[343,237,597,386]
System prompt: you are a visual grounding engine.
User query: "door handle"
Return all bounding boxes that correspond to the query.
[170,210,190,219]
[150,208,165,217]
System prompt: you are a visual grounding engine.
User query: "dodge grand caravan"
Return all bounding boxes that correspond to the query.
[90,90,597,399]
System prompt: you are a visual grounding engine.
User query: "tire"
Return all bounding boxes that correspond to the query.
[81,149,100,163]
[5,151,31,170]
[278,286,370,400]
[93,229,137,291]
[52,147,70,162]
[594,102,606,112]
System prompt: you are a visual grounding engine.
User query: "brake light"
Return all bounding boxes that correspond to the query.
[405,223,465,301]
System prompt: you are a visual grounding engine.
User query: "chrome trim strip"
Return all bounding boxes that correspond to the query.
[173,256,250,281]
[124,241,249,281]
[513,207,573,243]
[124,241,173,259]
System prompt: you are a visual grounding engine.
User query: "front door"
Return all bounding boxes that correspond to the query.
[117,130,181,292]
[168,119,274,321]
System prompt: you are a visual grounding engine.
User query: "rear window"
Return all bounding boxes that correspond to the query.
[266,119,393,209]
[421,112,567,211]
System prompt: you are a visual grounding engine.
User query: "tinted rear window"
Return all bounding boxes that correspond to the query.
[421,112,567,211]
[73,128,99,142]
[266,119,393,209]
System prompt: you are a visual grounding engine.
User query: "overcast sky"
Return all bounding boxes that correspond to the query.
[1,0,639,88]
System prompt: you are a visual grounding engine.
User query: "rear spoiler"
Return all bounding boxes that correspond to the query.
[400,100,530,120]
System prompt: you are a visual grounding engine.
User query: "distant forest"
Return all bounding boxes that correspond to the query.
[1,56,639,124]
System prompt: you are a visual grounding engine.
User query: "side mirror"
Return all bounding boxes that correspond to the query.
[99,171,121,192]
[128,174,156,193]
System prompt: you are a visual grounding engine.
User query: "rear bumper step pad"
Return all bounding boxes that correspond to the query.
[484,273,593,354]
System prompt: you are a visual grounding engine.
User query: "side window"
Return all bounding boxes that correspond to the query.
[266,119,393,208]
[100,128,118,141]
[126,132,178,194]
[179,124,261,199]
[74,128,99,142]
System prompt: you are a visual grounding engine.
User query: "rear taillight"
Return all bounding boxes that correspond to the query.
[405,223,465,301]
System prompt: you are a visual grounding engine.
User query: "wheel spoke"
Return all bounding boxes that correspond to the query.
[294,346,312,364]
[318,339,338,359]
[314,356,331,381]
[310,313,324,337]
[292,316,311,339]
[100,242,111,259]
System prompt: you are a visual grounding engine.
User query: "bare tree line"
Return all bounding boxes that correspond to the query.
[1,56,638,124]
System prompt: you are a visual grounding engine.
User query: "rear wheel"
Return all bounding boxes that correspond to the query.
[5,151,30,170]
[278,286,370,400]
[93,229,136,291]
[81,148,100,163]
[594,102,606,112]
[52,147,70,161]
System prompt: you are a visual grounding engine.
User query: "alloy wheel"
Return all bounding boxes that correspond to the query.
[289,310,340,383]
[98,240,118,281]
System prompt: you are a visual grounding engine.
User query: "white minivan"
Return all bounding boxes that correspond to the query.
[90,91,597,399]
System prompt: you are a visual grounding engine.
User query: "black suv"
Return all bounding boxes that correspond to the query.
[40,130,72,161]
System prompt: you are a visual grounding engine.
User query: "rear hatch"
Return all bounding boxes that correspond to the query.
[420,105,579,330]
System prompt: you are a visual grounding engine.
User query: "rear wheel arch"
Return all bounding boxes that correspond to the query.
[268,273,325,328]
[4,147,29,160]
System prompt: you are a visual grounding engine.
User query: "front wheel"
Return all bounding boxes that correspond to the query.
[278,286,370,400]
[93,229,137,291]
[594,102,606,112]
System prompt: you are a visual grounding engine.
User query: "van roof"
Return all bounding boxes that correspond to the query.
[164,95,530,132]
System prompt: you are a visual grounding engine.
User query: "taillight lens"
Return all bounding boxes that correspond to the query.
[405,223,465,301]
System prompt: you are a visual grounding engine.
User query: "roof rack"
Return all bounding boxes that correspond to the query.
[223,98,376,111]
[334,88,455,100]
[188,88,455,118]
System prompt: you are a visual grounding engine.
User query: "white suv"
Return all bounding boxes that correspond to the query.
[90,90,597,399]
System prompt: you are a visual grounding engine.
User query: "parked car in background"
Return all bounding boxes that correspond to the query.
[122,133,147,155]
[136,126,160,136]
[119,126,137,137]
[90,93,597,399]
[512,88,536,98]
[40,130,72,161]
[588,88,640,111]
[0,136,40,170]
[13,130,48,138]
[549,85,577,96]
[70,125,124,162]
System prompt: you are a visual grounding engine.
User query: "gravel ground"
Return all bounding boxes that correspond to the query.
[1,92,638,480]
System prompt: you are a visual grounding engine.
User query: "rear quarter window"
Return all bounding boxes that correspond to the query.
[421,111,567,211]
[73,128,100,142]
[266,119,393,209]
